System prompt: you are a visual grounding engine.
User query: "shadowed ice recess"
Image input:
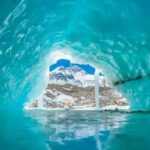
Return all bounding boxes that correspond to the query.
[0,0,150,110]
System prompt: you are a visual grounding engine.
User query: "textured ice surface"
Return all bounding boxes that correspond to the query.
[0,0,150,110]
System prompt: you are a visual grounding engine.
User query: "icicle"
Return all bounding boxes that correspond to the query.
[95,71,100,110]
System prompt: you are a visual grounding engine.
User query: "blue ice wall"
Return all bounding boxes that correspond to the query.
[0,0,150,110]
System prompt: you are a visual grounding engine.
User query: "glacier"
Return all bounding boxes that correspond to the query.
[0,0,150,110]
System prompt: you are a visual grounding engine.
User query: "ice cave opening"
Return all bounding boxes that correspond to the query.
[25,57,129,111]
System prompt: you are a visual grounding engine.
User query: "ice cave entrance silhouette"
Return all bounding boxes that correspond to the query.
[26,56,129,111]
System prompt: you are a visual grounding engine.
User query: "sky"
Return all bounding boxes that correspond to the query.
[49,59,96,74]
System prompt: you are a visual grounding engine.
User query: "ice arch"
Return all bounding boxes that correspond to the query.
[0,0,150,110]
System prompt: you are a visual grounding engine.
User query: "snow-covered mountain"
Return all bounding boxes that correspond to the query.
[25,65,128,110]
[49,65,106,87]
